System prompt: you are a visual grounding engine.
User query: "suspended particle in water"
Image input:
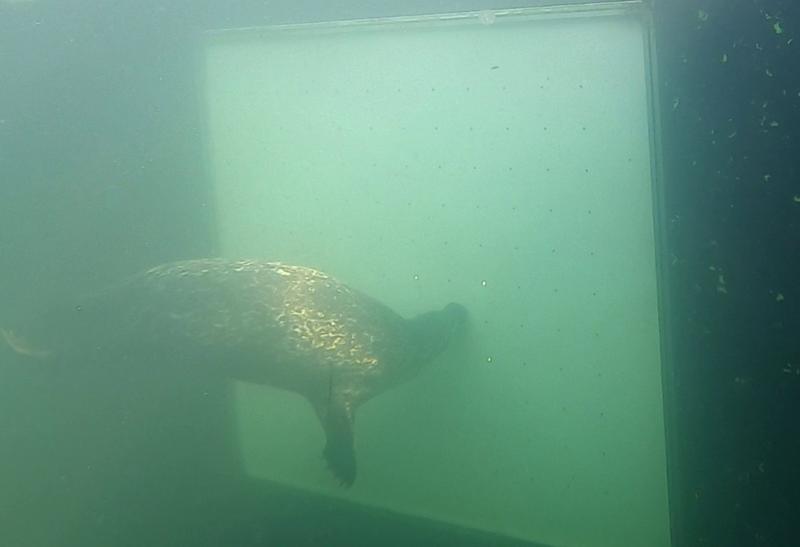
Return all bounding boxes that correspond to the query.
[481,279,488,287]
[486,356,493,364]
[413,274,420,281]
[716,274,728,294]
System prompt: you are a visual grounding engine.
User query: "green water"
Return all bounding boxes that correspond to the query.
[0,2,670,546]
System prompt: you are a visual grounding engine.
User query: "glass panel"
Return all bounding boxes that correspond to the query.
[203,5,670,546]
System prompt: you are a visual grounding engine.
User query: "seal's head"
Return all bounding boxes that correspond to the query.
[442,302,469,335]
[407,302,469,365]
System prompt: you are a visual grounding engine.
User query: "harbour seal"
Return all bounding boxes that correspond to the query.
[2,258,468,485]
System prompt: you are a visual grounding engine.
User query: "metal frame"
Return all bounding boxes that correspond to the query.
[205,1,650,40]
[641,6,684,547]
[199,2,679,545]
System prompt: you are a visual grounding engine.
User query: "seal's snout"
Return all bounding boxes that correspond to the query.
[1,328,53,359]
[443,302,469,336]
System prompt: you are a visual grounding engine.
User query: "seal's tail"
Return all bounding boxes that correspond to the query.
[1,328,53,359]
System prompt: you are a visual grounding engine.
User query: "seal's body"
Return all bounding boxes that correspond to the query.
[3,259,468,485]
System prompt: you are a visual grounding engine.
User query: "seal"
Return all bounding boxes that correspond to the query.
[3,258,468,486]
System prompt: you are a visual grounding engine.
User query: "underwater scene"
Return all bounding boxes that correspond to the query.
[1,1,798,547]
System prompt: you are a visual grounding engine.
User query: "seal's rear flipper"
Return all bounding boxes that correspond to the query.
[313,399,356,487]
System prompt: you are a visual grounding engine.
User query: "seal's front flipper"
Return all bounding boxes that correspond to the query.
[313,399,356,487]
